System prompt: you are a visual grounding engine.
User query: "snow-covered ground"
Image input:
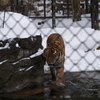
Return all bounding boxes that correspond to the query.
[0,11,100,72]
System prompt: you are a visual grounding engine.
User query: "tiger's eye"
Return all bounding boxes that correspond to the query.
[47,43,50,46]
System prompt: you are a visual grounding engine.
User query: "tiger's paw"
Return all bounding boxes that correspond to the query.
[49,79,56,85]
[56,83,65,87]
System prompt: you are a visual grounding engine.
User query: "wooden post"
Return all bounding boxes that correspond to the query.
[72,0,81,22]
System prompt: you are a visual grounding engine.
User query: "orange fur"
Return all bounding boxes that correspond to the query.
[44,33,65,87]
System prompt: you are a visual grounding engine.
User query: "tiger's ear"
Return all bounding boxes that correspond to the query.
[55,41,61,48]
[55,41,60,45]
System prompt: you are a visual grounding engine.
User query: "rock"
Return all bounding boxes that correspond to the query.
[96,46,100,50]
[0,54,45,93]
[18,35,43,50]
[0,55,45,93]
[0,35,43,62]
[0,35,46,93]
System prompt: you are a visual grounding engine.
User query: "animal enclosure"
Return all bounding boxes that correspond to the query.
[0,0,100,100]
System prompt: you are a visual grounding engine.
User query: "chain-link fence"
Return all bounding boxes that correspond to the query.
[0,0,100,99]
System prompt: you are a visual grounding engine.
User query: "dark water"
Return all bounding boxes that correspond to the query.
[0,71,100,100]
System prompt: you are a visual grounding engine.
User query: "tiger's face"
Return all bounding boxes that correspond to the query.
[44,48,60,66]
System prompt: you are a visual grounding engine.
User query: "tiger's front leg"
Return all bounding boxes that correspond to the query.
[50,67,56,81]
[56,66,65,87]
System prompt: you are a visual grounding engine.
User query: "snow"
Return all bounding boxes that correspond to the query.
[0,12,38,39]
[0,11,100,72]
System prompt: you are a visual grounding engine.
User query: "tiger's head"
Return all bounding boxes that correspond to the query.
[44,47,61,66]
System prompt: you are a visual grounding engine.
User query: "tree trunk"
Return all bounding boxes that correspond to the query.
[72,0,81,22]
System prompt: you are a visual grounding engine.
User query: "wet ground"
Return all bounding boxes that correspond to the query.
[0,71,100,100]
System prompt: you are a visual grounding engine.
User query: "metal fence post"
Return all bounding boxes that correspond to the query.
[21,0,24,15]
[90,0,94,29]
[2,10,6,28]
[16,0,19,12]
[85,0,89,13]
[11,0,14,12]
[52,0,56,28]
[44,0,46,19]
[91,0,99,29]
[94,0,99,30]
[67,0,70,18]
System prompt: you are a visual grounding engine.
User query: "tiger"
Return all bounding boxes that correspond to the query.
[44,33,65,87]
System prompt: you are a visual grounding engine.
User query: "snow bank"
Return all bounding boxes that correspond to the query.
[0,12,38,39]
[1,12,100,72]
